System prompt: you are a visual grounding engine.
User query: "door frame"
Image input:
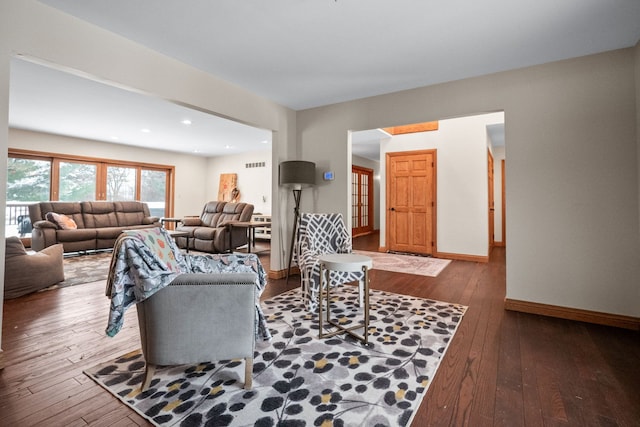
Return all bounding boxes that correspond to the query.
[385,149,437,255]
[352,164,374,237]
[488,149,495,249]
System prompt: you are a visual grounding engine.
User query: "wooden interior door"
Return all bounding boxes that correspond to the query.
[386,150,436,255]
[488,150,495,248]
[352,165,374,236]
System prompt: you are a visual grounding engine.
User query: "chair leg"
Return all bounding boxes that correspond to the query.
[142,363,156,391]
[244,357,253,390]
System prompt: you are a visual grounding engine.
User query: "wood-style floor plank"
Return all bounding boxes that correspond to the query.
[1,235,639,426]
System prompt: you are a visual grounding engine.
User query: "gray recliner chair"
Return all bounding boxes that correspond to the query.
[137,272,257,391]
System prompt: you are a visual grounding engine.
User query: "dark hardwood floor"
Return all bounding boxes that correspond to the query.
[1,235,638,426]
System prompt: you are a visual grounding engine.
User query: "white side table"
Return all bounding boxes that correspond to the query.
[318,253,373,344]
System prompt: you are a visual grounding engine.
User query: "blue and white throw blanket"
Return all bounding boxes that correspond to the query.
[105,228,271,341]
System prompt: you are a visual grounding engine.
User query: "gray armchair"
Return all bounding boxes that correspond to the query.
[105,227,264,392]
[137,272,257,391]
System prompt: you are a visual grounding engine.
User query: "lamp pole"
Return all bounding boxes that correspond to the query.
[279,160,316,284]
[286,187,302,284]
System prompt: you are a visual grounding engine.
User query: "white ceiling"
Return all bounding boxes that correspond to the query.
[9,58,272,157]
[9,1,640,157]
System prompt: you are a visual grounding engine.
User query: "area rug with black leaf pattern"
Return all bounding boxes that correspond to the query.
[84,286,466,427]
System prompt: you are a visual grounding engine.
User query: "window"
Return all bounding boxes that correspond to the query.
[58,161,98,201]
[106,166,136,201]
[141,169,168,218]
[6,149,174,238]
[6,157,51,238]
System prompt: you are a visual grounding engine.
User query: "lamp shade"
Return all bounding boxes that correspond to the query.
[279,161,316,188]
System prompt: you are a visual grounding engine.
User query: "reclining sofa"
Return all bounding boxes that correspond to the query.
[29,201,161,253]
[175,201,254,253]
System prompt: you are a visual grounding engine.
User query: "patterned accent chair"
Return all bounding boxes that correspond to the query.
[296,213,365,311]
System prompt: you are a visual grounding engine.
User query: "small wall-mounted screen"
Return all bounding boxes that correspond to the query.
[323,171,334,181]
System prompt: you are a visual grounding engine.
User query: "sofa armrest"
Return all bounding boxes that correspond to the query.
[219,220,242,228]
[181,217,202,226]
[143,216,160,225]
[33,220,58,229]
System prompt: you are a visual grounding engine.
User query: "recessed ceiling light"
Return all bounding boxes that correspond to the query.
[261,140,269,144]
[111,136,119,140]
[181,119,192,125]
[225,145,232,149]
[141,128,151,133]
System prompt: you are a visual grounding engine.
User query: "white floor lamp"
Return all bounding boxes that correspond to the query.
[279,160,316,283]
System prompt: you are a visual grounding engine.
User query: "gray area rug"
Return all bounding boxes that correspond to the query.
[45,251,112,290]
[85,286,467,426]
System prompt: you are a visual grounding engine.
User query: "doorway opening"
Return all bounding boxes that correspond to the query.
[350,112,505,260]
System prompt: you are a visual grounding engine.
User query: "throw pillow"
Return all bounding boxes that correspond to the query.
[46,212,78,230]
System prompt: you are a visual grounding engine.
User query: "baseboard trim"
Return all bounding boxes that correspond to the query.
[435,252,489,263]
[504,298,640,331]
[268,267,299,280]
[373,249,488,263]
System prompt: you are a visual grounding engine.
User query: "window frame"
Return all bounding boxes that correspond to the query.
[8,148,175,217]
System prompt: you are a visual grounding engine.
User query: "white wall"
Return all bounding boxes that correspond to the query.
[206,150,272,215]
[378,113,504,257]
[298,49,640,319]
[8,128,209,217]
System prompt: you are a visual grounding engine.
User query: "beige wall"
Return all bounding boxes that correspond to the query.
[636,41,640,234]
[8,129,209,217]
[0,46,9,356]
[297,49,640,318]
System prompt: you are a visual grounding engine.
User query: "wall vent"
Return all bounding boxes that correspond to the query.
[245,162,266,168]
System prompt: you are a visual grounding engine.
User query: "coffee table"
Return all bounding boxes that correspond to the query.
[318,253,373,344]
